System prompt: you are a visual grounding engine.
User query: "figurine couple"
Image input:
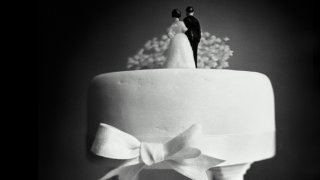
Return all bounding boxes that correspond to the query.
[165,6,201,68]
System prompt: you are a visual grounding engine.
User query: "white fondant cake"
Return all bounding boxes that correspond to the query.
[90,69,275,166]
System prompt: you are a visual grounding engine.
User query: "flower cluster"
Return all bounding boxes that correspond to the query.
[127,30,233,70]
[197,32,233,69]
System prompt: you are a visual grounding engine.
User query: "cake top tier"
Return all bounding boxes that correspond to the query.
[91,69,275,137]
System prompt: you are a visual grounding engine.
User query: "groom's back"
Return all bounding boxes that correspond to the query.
[183,16,201,42]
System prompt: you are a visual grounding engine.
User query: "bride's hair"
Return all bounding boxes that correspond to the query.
[171,9,181,18]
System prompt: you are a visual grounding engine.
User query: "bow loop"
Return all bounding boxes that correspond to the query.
[91,123,141,159]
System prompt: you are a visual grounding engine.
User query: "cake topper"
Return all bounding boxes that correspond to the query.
[127,8,233,70]
[164,8,196,68]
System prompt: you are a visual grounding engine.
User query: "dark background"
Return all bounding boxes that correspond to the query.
[38,0,319,179]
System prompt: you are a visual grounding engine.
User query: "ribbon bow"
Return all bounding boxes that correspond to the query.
[91,123,224,180]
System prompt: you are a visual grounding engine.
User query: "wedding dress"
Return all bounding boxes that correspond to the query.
[164,19,195,68]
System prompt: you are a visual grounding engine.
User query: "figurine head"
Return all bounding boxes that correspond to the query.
[171,9,181,19]
[186,6,194,16]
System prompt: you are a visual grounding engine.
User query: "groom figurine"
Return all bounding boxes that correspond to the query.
[183,6,201,68]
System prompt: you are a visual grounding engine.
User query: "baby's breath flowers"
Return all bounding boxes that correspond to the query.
[127,30,233,70]
[197,32,233,69]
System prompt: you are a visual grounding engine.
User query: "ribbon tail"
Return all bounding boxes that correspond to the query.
[166,160,209,180]
[98,157,144,180]
[165,124,202,156]
[166,155,225,180]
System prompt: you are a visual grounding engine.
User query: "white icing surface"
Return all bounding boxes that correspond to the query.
[89,69,275,164]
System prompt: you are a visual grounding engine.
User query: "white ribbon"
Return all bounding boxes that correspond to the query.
[91,123,225,180]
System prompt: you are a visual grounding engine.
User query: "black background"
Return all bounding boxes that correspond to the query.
[38,0,319,179]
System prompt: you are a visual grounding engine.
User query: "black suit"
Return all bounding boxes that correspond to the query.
[183,15,201,67]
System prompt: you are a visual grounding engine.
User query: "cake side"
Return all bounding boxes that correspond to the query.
[89,69,275,165]
[90,69,274,135]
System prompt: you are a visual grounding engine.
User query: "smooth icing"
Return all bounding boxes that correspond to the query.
[89,69,275,166]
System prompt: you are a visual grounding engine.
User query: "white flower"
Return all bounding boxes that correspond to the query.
[223,37,230,41]
[220,61,229,68]
[197,61,204,68]
[138,49,144,55]
[161,35,168,40]
[203,32,210,37]
[212,61,218,68]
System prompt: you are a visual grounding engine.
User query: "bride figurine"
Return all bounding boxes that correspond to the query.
[164,9,196,68]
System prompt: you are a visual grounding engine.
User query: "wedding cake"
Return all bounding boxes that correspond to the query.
[89,8,275,180]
